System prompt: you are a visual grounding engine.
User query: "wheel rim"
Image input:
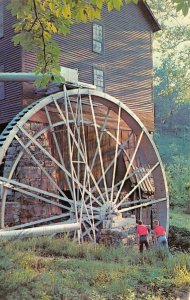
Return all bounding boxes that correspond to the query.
[0,88,169,241]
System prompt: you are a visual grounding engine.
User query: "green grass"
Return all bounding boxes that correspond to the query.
[0,236,189,300]
[170,208,190,231]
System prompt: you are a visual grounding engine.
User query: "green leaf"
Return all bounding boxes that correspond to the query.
[96,0,103,9]
[113,0,123,10]
[12,34,20,46]
[182,3,189,16]
[107,2,113,12]
[48,2,54,12]
[63,5,71,19]
[176,3,183,12]
[85,5,95,22]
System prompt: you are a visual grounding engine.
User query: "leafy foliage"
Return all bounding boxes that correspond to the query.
[166,157,190,208]
[155,132,190,210]
[153,60,190,134]
[150,0,190,212]
[172,0,190,16]
[154,132,190,210]
[149,0,190,105]
[149,0,190,142]
[169,225,190,251]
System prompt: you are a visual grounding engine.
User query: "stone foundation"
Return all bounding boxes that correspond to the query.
[2,121,62,226]
[0,202,20,225]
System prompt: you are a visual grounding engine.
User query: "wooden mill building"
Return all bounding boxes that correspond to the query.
[0,0,169,241]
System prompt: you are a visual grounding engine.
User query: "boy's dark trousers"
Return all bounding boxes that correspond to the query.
[139,235,149,253]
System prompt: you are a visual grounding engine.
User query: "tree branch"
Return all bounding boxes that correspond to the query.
[32,0,48,72]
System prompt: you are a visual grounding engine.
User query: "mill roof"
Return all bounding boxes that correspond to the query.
[139,0,161,32]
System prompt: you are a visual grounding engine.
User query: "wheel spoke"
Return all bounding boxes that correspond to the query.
[110,105,121,203]
[78,96,96,240]
[85,131,134,203]
[68,93,86,156]
[0,176,72,204]
[44,106,74,198]
[116,162,160,209]
[76,95,83,202]
[15,134,71,202]
[93,149,122,195]
[82,221,94,242]
[88,108,110,178]
[7,213,71,230]
[63,86,78,225]
[118,197,167,213]
[64,89,101,240]
[1,120,73,228]
[96,169,138,201]
[54,96,106,204]
[82,220,102,238]
[114,130,144,204]
[89,95,109,203]
[16,123,101,206]
[83,108,110,206]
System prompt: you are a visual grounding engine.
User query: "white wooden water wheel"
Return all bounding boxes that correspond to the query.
[0,88,169,241]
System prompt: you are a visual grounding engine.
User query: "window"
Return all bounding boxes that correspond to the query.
[0,65,5,100]
[0,2,4,38]
[93,68,104,91]
[93,23,103,54]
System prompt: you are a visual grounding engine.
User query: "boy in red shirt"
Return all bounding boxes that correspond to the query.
[153,220,169,254]
[136,220,149,253]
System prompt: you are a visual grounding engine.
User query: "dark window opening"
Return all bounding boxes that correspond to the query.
[93,68,105,91]
[93,23,103,54]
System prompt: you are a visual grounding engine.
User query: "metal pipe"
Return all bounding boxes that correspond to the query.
[0,72,40,82]
[0,222,80,238]
[0,72,96,89]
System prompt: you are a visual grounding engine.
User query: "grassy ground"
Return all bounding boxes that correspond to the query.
[0,235,189,300]
[170,208,190,231]
[0,210,189,300]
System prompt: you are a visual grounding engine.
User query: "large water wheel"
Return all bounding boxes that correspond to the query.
[0,88,169,241]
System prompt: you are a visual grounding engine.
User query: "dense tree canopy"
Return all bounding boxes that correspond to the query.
[149,0,190,210]
[148,0,190,126]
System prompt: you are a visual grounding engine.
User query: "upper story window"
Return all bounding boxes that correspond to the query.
[93,23,103,54]
[0,2,4,38]
[93,68,104,91]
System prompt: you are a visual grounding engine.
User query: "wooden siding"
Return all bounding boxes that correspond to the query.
[23,3,155,131]
[0,2,4,38]
[0,2,156,130]
[0,65,5,101]
[0,0,22,124]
